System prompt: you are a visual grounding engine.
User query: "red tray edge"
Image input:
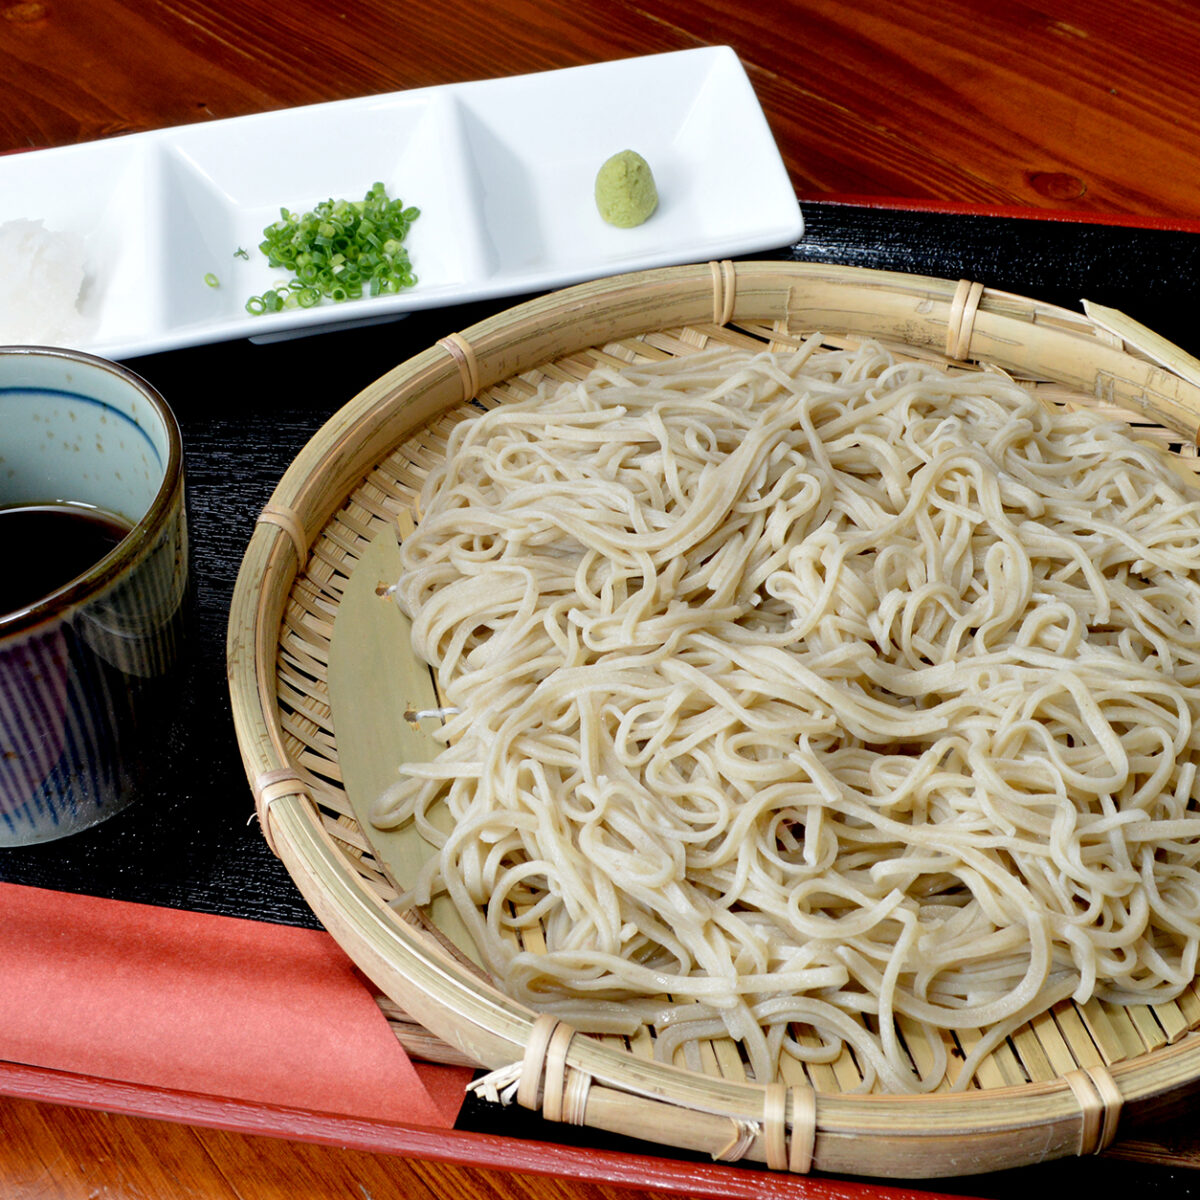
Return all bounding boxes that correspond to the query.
[0,1059,981,1200]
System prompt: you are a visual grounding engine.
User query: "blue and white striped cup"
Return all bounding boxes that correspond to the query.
[0,346,187,846]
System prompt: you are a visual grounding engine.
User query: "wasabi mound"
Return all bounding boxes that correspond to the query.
[594,150,658,228]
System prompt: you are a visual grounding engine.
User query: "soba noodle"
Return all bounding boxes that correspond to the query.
[371,337,1200,1093]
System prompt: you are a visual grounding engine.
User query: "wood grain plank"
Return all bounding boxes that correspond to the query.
[639,0,1200,214]
[0,1095,240,1200]
[3,0,1200,216]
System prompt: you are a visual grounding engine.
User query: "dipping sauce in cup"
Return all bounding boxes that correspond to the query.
[0,345,188,846]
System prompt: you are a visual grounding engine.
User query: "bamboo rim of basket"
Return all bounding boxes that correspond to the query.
[227,260,1200,1179]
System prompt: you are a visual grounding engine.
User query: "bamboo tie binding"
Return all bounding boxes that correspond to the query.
[257,502,309,564]
[766,1082,817,1173]
[710,259,737,327]
[1065,1064,1123,1156]
[438,331,481,401]
[251,767,311,857]
[713,1081,816,1173]
[468,1013,817,1172]
[467,1014,590,1125]
[946,278,985,361]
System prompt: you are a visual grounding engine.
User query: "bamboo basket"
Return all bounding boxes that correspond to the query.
[226,261,1200,1180]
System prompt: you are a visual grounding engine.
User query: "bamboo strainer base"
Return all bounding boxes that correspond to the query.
[227,261,1200,1179]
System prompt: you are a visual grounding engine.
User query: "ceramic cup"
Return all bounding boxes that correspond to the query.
[0,346,188,846]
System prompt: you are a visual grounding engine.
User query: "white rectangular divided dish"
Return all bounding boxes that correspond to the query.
[0,47,803,361]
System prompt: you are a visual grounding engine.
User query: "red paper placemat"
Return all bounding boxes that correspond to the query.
[0,882,469,1128]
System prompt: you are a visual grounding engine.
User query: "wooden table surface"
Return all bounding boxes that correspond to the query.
[4,1,1200,1198]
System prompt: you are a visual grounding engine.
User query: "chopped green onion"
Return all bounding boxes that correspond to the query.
[244,181,419,316]
[234,247,250,260]
[204,272,220,288]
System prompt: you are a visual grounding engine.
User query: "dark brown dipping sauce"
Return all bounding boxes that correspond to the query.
[0,502,133,616]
